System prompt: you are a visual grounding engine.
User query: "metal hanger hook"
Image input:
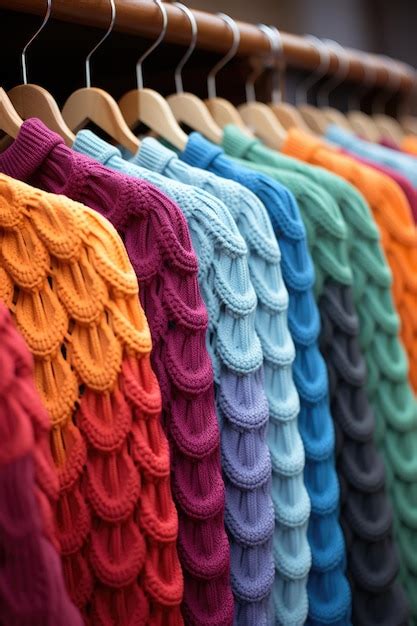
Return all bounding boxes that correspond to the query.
[245,24,283,104]
[21,0,52,85]
[295,34,331,105]
[348,50,377,110]
[85,0,116,88]
[317,39,349,108]
[373,55,402,114]
[173,3,197,94]
[136,0,167,90]
[207,13,240,99]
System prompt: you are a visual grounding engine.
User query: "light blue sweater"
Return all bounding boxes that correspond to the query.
[326,124,417,188]
[73,130,276,625]
[128,136,312,626]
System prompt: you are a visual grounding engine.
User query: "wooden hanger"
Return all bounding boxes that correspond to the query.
[119,0,187,151]
[238,24,287,148]
[7,0,75,146]
[0,87,23,138]
[62,0,139,153]
[166,4,222,144]
[347,51,381,142]
[296,35,333,135]
[372,58,404,144]
[401,115,417,136]
[202,12,249,132]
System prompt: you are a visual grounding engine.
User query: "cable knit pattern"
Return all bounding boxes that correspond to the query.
[222,125,410,624]
[0,118,231,626]
[127,136,311,626]
[73,130,275,625]
[180,132,352,625]
[281,128,417,620]
[0,167,183,625]
[0,302,83,626]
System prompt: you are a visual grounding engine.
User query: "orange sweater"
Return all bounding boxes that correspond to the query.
[402,135,417,157]
[283,129,417,393]
[0,174,183,624]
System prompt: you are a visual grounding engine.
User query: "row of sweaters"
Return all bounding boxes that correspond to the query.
[0,117,416,626]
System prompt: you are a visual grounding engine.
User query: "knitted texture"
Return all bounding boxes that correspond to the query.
[180,132,352,625]
[0,302,83,626]
[225,147,409,626]
[0,118,232,626]
[281,129,417,619]
[325,124,417,188]
[0,170,183,625]
[73,130,275,625]
[127,136,311,625]
[308,139,417,392]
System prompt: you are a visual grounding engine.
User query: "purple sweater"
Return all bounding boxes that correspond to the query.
[0,119,233,626]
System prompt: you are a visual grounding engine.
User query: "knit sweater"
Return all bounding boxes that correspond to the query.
[180,132,350,625]
[0,118,232,626]
[73,130,275,625]
[285,131,417,394]
[125,135,311,625]
[275,129,417,619]
[325,124,417,188]
[0,169,183,625]
[222,130,409,625]
[0,302,83,626]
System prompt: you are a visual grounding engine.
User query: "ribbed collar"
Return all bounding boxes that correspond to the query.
[131,137,177,175]
[221,124,262,160]
[73,130,121,166]
[181,132,224,169]
[0,118,63,181]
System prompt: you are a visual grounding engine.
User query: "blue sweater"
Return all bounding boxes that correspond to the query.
[73,130,276,625]
[326,124,417,188]
[180,132,350,626]
[129,137,312,626]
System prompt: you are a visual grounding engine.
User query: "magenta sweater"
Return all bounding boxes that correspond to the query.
[0,302,83,626]
[0,119,233,626]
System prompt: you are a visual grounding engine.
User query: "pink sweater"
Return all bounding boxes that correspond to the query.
[0,118,233,626]
[0,302,83,626]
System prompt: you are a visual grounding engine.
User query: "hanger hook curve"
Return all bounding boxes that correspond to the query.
[85,0,116,88]
[317,39,349,108]
[373,55,402,114]
[207,13,240,99]
[245,24,282,104]
[348,50,377,110]
[295,34,331,105]
[173,3,197,94]
[136,0,167,90]
[21,0,52,85]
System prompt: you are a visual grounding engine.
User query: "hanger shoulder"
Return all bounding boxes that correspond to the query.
[119,88,187,151]
[0,87,22,138]
[323,106,352,131]
[238,102,286,150]
[298,103,328,135]
[400,115,417,136]
[8,84,75,146]
[205,97,248,131]
[373,113,404,144]
[347,110,381,142]
[270,102,310,131]
[63,87,139,154]
[167,92,222,144]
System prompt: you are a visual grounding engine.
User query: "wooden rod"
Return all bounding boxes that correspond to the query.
[1,0,414,91]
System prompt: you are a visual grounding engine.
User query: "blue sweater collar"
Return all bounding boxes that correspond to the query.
[181,132,224,169]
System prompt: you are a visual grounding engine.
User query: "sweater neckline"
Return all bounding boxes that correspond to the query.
[222,124,262,160]
[181,132,224,169]
[0,118,63,181]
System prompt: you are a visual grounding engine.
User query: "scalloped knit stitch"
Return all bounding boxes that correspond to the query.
[0,168,183,625]
[125,136,311,625]
[73,130,276,624]
[221,125,410,624]
[0,118,232,626]
[180,132,351,625]
[0,302,83,626]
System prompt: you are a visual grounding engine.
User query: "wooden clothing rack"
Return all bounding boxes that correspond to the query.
[1,0,415,92]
